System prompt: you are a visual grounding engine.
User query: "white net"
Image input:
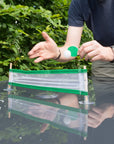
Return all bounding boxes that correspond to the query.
[9,69,88,95]
[8,69,88,137]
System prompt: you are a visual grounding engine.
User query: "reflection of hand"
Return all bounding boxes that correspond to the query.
[39,94,79,133]
[88,103,114,128]
[28,32,59,63]
[27,103,58,134]
[27,104,57,121]
[28,94,79,133]
[40,123,49,133]
[79,40,114,62]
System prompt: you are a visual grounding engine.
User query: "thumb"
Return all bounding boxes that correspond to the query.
[40,123,49,133]
[42,32,53,42]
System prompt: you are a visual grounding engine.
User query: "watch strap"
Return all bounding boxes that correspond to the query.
[110,45,114,63]
[53,49,61,60]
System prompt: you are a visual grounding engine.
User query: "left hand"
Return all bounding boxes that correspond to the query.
[78,40,114,62]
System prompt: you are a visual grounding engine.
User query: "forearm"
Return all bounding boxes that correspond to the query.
[28,26,83,63]
[109,104,114,118]
[54,26,83,62]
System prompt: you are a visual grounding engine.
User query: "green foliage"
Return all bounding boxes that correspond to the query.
[0,0,93,80]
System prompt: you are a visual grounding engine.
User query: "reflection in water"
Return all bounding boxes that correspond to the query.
[89,77,114,128]
[61,77,114,144]
[85,77,114,144]
[8,94,88,138]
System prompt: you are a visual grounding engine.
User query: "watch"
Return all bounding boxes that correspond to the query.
[53,49,61,60]
[110,45,114,63]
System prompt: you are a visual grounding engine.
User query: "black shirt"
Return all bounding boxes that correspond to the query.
[68,0,114,46]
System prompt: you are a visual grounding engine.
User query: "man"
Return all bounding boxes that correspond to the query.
[28,1,114,142]
[28,0,114,77]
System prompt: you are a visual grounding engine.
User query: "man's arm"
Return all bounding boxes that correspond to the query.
[28,26,83,63]
[57,26,83,62]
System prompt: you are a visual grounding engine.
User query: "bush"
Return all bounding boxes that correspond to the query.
[0,0,93,80]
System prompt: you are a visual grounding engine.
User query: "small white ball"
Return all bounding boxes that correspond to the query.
[63,117,71,125]
[64,50,71,58]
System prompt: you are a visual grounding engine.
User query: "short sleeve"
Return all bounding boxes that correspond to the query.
[68,0,84,27]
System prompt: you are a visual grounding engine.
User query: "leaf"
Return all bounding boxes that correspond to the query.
[0,68,3,73]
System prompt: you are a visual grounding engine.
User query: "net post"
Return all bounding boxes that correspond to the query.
[83,66,89,108]
[83,66,88,141]
[8,63,12,118]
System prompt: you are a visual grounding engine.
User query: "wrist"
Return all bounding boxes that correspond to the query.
[53,49,61,60]
[55,98,61,104]
[111,105,114,118]
[108,104,114,118]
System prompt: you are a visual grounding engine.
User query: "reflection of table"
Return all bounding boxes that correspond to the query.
[0,77,114,144]
[0,80,88,143]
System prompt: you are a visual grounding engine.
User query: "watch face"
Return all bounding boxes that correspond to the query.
[111,45,114,49]
[110,45,114,63]
[37,94,58,99]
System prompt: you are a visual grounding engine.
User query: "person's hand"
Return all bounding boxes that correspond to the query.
[78,40,114,62]
[27,102,58,133]
[40,123,49,133]
[88,104,114,128]
[28,32,59,63]
[27,104,58,120]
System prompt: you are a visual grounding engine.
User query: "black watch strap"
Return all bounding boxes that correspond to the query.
[53,49,61,60]
[110,45,114,63]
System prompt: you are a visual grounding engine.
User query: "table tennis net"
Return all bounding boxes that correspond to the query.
[8,69,88,95]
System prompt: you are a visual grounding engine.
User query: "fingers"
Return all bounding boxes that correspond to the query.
[28,32,57,63]
[79,40,96,53]
[84,50,98,61]
[88,110,101,120]
[79,40,101,61]
[28,42,43,56]
[40,123,49,133]
[88,113,101,128]
[91,107,102,114]
[28,32,52,56]
[42,32,53,42]
[88,117,101,128]
[29,51,40,59]
[80,46,96,59]
[88,107,104,128]
[34,57,44,63]
[79,41,96,57]
[29,50,48,63]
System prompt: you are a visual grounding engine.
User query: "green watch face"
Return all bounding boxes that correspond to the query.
[68,46,78,57]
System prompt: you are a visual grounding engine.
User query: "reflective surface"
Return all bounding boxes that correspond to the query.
[0,77,114,144]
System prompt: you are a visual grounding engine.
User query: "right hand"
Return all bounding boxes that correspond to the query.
[88,104,114,128]
[28,32,59,63]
